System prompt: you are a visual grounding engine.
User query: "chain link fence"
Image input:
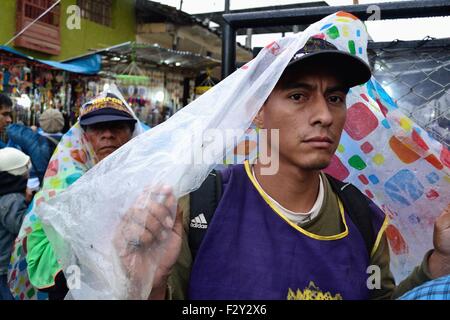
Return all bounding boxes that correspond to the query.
[369,38,450,149]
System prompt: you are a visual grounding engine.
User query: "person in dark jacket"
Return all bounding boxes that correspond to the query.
[0,147,31,300]
[6,108,64,186]
[0,93,13,148]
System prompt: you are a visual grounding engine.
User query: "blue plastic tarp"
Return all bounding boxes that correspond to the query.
[0,45,101,75]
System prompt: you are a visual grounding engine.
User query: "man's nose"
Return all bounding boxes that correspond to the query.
[100,128,115,138]
[311,96,333,127]
[6,115,12,124]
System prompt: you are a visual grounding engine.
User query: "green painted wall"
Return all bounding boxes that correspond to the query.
[0,0,136,61]
[59,0,136,61]
[0,0,20,48]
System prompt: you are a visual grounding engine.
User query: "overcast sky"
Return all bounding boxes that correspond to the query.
[153,0,450,48]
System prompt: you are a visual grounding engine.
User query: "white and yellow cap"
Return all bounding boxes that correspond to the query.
[0,147,31,176]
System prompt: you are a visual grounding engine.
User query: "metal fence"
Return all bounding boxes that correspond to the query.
[369,38,450,148]
[219,0,450,149]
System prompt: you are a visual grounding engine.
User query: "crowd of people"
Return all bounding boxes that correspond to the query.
[1,12,449,301]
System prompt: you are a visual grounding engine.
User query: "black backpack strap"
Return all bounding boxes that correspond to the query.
[44,135,60,154]
[45,135,59,146]
[325,174,375,256]
[189,170,223,260]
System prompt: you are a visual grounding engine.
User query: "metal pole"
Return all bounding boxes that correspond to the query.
[245,28,252,49]
[222,0,450,28]
[221,0,236,79]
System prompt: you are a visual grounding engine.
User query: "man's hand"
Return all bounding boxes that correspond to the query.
[429,204,450,279]
[113,186,183,299]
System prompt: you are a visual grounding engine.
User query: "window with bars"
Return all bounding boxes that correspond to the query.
[18,0,60,26]
[77,0,113,27]
[15,0,61,54]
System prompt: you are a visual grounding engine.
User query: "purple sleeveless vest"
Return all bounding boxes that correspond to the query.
[188,163,386,300]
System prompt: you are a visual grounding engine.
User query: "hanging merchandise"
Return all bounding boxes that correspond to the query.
[0,48,99,129]
[8,65,21,95]
[0,69,3,91]
[115,43,150,86]
[55,73,64,84]
[195,68,216,97]
[86,81,99,101]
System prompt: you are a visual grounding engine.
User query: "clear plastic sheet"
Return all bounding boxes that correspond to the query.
[35,15,319,300]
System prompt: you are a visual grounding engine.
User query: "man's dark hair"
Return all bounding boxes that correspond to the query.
[0,93,13,109]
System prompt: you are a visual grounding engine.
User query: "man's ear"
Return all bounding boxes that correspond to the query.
[253,105,265,129]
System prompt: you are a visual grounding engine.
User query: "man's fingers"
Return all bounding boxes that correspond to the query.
[114,185,177,261]
[146,200,174,228]
[120,197,175,249]
[435,204,450,231]
[132,185,176,224]
[162,189,177,212]
[138,206,171,243]
[119,217,168,253]
[126,196,173,226]
[141,185,174,206]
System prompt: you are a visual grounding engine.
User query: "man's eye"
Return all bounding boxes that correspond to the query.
[289,93,305,101]
[328,95,345,104]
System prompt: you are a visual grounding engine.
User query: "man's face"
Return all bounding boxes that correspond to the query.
[85,121,133,161]
[0,105,13,132]
[255,64,348,171]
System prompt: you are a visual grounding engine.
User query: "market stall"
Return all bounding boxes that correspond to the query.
[98,42,221,126]
[0,46,101,132]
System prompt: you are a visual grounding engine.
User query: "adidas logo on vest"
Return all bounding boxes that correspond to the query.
[190,213,208,229]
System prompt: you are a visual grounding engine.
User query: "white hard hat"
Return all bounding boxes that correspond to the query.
[0,147,31,176]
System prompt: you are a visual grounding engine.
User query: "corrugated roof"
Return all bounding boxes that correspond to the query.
[100,42,220,73]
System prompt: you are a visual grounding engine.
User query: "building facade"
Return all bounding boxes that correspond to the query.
[0,0,136,61]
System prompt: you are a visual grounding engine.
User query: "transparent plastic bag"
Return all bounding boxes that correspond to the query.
[35,15,322,300]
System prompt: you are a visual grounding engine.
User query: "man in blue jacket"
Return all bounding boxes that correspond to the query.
[7,108,64,186]
[0,93,13,148]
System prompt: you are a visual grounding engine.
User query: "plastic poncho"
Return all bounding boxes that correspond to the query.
[225,15,449,283]
[7,85,146,300]
[11,12,450,299]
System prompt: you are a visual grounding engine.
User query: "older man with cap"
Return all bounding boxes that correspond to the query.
[78,92,138,162]
[0,148,31,300]
[7,88,145,300]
